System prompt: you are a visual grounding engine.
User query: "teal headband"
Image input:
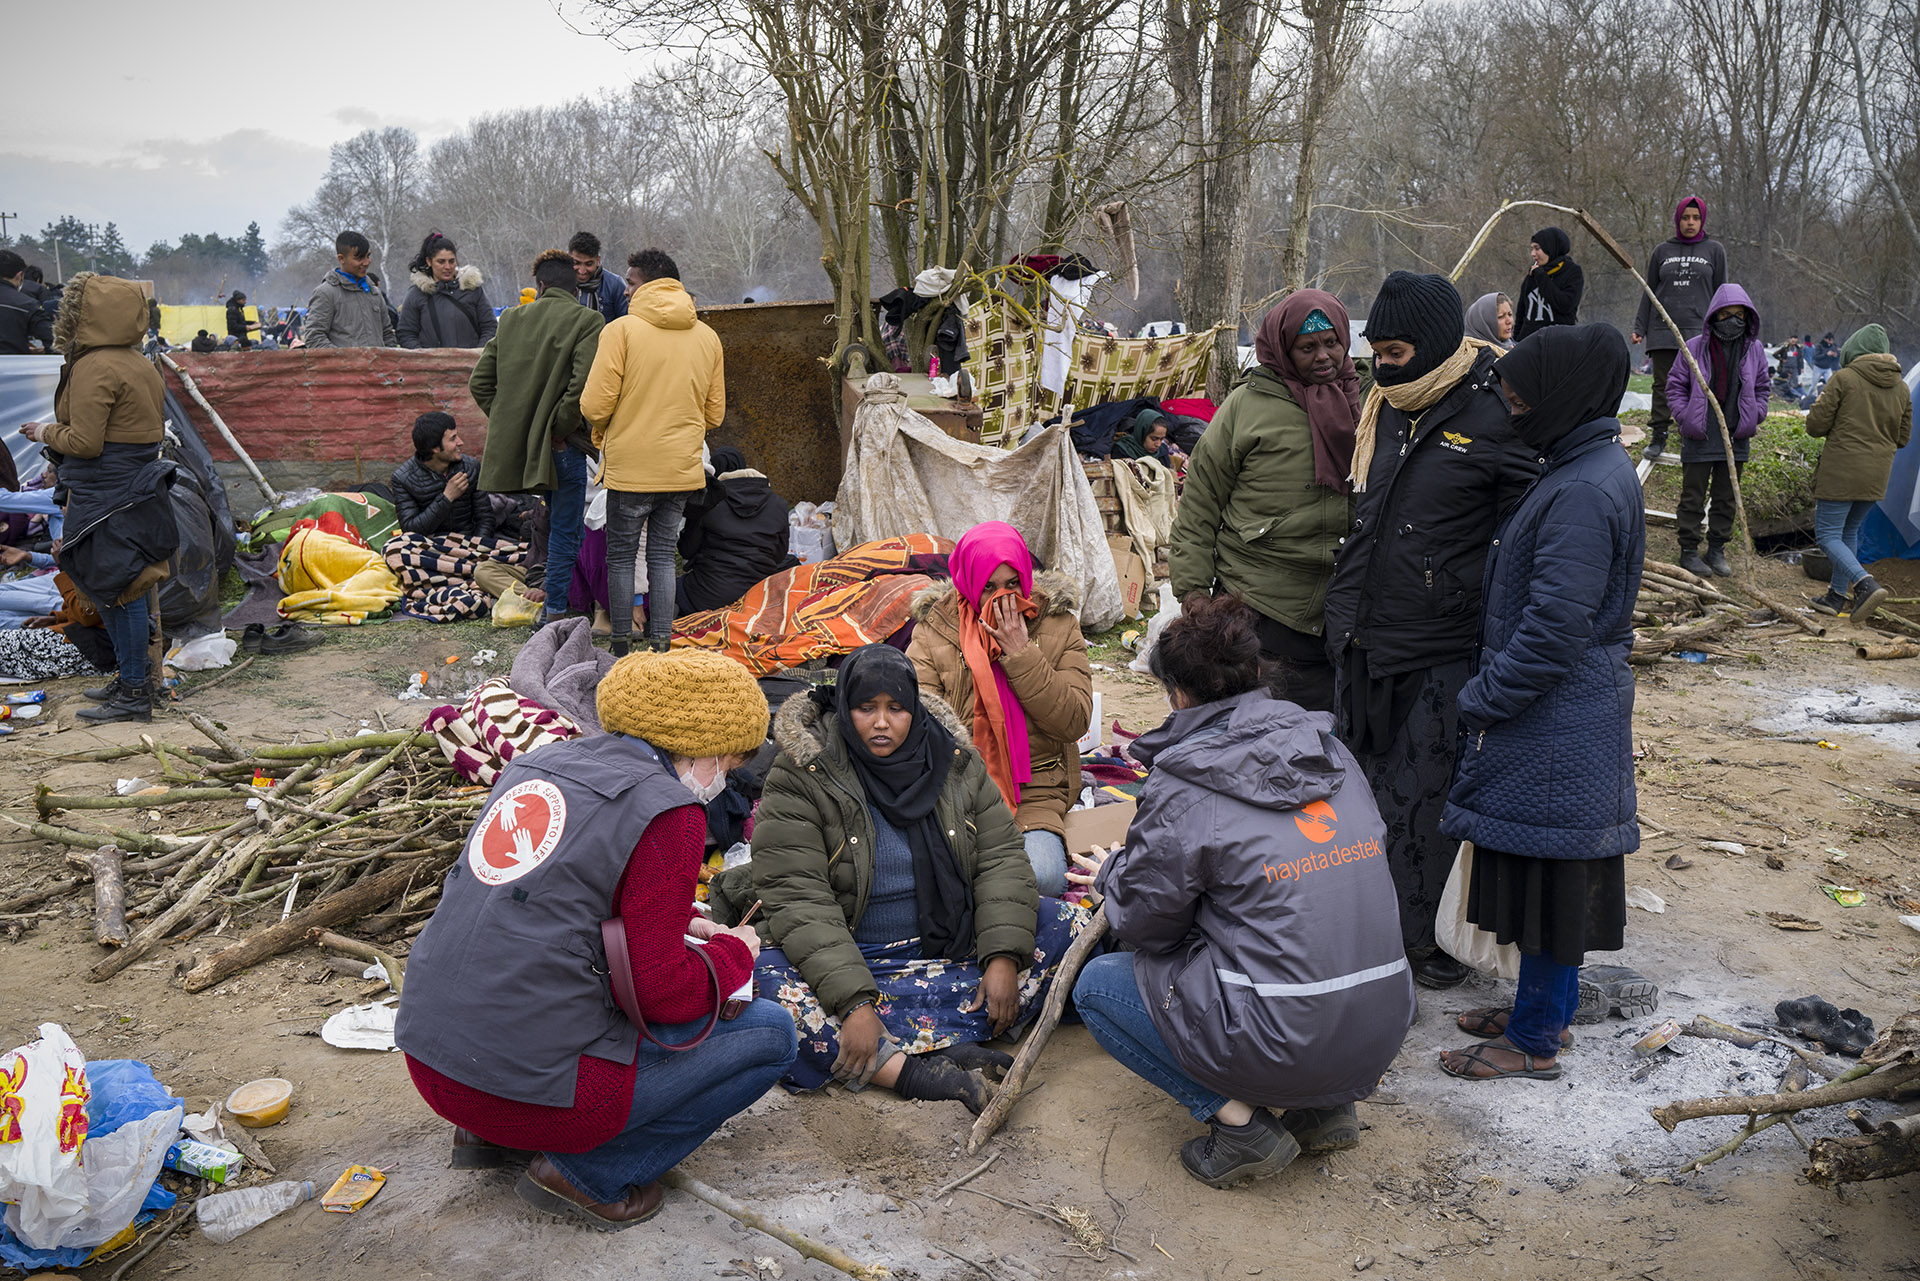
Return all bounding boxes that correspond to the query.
[1299,309,1334,335]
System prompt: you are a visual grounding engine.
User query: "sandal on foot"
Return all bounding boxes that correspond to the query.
[1456,1007,1573,1048]
[1438,1037,1563,1081]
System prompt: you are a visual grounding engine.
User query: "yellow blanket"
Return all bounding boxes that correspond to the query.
[277,524,403,625]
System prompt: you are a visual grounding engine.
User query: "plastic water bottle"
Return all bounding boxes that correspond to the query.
[196,1179,316,1243]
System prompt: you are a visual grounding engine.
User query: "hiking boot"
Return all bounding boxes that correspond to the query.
[81,676,124,703]
[1641,430,1668,461]
[1811,589,1849,616]
[645,637,672,654]
[1179,1113,1300,1188]
[1279,1103,1359,1155]
[1411,950,1470,990]
[608,637,630,659]
[75,680,152,725]
[1850,576,1889,625]
[1574,964,1660,1023]
[1677,549,1711,579]
[1703,547,1733,577]
[515,1155,663,1231]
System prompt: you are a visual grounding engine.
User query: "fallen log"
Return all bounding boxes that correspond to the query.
[90,830,268,981]
[69,845,128,947]
[968,905,1110,1153]
[1652,1060,1920,1131]
[182,862,422,992]
[1856,641,1919,660]
[0,876,86,915]
[1806,1115,1920,1186]
[1745,583,1826,637]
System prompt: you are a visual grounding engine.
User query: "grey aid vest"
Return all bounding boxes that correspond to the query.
[395,734,698,1107]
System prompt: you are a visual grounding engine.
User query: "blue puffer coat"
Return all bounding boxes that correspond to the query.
[1441,417,1644,860]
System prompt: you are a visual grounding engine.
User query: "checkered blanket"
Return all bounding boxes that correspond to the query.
[422,676,582,785]
[383,532,528,623]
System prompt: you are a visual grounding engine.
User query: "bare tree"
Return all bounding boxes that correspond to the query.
[282,127,425,279]
[1277,0,1375,292]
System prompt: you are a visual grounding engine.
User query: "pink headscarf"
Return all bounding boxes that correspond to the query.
[949,522,1036,808]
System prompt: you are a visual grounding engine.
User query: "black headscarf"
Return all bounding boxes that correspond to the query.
[1531,226,1572,261]
[1491,323,1630,455]
[818,645,976,960]
[709,445,747,476]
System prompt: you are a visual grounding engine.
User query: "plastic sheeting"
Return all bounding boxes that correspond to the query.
[833,373,1124,630]
[0,356,63,487]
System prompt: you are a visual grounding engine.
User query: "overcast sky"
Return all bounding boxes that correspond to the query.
[1,0,640,252]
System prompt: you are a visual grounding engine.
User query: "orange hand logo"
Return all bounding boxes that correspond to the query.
[1293,801,1338,844]
[0,1054,26,1145]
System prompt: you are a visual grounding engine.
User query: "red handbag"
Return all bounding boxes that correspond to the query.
[600,918,721,1051]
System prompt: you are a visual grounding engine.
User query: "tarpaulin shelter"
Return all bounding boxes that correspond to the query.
[1854,363,1920,564]
[833,373,1125,629]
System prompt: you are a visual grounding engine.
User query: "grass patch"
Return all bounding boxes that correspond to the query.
[1641,412,1820,530]
[1626,373,1653,394]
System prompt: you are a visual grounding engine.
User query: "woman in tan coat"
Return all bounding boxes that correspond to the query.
[908,521,1093,896]
[1805,323,1913,623]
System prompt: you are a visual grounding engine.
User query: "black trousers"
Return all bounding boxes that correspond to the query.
[1646,349,1677,439]
[1251,611,1334,713]
[1677,458,1745,551]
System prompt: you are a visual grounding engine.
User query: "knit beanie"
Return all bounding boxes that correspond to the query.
[1365,271,1464,386]
[596,650,769,758]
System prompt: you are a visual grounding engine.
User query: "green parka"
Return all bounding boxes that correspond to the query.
[469,289,605,494]
[1167,367,1354,635]
[1806,343,1912,502]
[748,691,1040,1019]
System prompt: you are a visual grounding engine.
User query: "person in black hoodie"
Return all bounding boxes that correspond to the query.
[675,446,794,615]
[1514,227,1584,341]
[1324,272,1540,990]
[226,291,258,349]
[1630,196,1728,460]
[0,251,54,355]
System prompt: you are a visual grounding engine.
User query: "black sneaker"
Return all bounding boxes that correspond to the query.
[75,681,152,724]
[1411,950,1470,989]
[1851,576,1889,625]
[1279,1103,1359,1154]
[1703,547,1733,577]
[1574,964,1660,1023]
[1677,549,1711,579]
[1641,431,1668,461]
[1179,1114,1300,1188]
[82,676,124,703]
[1811,589,1848,616]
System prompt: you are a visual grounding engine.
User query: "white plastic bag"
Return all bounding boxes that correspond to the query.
[166,633,238,672]
[321,1000,398,1052]
[0,1024,92,1249]
[789,501,838,565]
[1128,582,1179,674]
[1435,842,1521,980]
[17,1102,182,1251]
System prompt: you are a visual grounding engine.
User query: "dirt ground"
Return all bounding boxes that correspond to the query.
[3,556,1919,1281]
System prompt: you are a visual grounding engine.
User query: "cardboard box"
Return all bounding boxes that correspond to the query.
[1107,535,1146,620]
[1062,798,1137,855]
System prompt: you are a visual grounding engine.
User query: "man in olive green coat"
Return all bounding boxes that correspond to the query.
[1168,290,1362,711]
[470,250,605,621]
[1805,323,1913,622]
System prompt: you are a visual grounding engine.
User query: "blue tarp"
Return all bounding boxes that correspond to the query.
[1857,365,1920,564]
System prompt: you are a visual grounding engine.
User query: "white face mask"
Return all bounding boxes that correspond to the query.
[678,757,729,804]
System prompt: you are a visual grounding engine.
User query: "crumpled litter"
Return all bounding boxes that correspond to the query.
[321,1000,398,1052]
[1625,886,1667,914]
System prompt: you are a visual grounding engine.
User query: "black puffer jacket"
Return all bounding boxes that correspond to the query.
[398,267,498,349]
[389,455,496,539]
[675,468,792,614]
[1323,349,1539,676]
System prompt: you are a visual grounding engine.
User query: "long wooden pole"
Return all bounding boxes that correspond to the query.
[158,352,281,505]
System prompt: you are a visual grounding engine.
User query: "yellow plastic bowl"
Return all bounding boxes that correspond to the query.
[226,1077,293,1128]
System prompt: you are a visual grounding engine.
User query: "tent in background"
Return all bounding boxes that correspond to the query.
[1853,363,1920,564]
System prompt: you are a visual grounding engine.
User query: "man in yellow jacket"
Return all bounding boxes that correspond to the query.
[579,248,726,656]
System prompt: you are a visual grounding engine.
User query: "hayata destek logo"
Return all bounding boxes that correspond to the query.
[468,780,568,886]
[1293,800,1337,844]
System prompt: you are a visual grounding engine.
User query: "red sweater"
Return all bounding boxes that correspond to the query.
[406,805,753,1152]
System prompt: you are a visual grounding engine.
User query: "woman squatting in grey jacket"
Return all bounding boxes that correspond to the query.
[1069,595,1416,1188]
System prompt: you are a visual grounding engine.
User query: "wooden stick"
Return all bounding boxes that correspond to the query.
[1652,1060,1915,1131]
[160,353,280,504]
[186,711,247,761]
[968,905,1110,1153]
[182,862,421,992]
[73,844,129,947]
[1855,641,1919,660]
[1745,583,1826,637]
[174,654,256,700]
[930,1150,1000,1199]
[1806,1125,1920,1185]
[249,731,432,761]
[311,929,407,996]
[90,829,267,982]
[215,1105,279,1175]
[658,1169,889,1280]
[0,875,85,914]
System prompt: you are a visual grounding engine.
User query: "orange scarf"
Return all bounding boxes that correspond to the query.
[957,588,1039,811]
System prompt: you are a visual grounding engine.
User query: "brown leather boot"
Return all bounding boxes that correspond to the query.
[515,1155,664,1231]
[450,1127,530,1170]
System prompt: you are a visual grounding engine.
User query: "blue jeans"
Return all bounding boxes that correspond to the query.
[1814,498,1876,594]
[98,595,151,687]
[541,444,589,619]
[606,491,689,641]
[1506,951,1580,1057]
[1073,951,1226,1121]
[544,999,796,1204]
[1024,829,1069,898]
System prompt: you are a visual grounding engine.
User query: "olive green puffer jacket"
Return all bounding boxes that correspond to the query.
[748,692,1039,1019]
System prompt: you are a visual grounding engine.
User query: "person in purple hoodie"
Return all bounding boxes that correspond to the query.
[1631,196,1728,460]
[1664,283,1770,577]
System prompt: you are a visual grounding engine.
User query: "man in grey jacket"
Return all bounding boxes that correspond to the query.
[301,230,398,349]
[1631,196,1727,460]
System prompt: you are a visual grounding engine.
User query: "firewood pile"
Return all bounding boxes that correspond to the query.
[1630,557,1920,664]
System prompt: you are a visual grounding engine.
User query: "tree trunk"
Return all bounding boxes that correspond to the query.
[182,862,425,993]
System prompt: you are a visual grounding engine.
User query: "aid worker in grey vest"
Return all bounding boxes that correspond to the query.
[1069,596,1415,1190]
[397,648,794,1231]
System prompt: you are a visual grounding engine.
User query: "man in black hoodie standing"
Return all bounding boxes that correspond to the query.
[1631,197,1727,460]
[0,251,53,354]
[1514,227,1584,342]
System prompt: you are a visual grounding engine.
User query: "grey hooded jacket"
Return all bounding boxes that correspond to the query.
[301,269,398,349]
[1095,690,1415,1109]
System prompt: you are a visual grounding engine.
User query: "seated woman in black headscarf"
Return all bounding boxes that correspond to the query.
[748,644,1089,1112]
